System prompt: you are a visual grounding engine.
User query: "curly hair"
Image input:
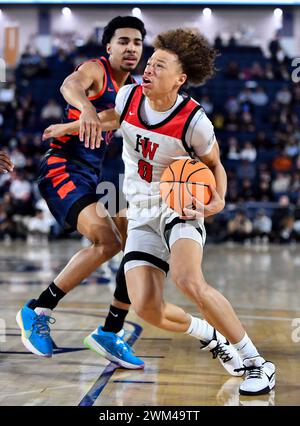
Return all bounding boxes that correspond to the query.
[153,29,217,86]
[102,16,146,46]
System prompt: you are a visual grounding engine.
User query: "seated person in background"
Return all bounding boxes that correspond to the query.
[227,211,253,243]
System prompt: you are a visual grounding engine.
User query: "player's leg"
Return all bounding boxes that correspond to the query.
[169,234,275,395]
[17,157,123,357]
[116,226,243,376]
[81,208,144,369]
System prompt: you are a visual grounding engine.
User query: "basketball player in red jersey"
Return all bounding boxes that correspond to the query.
[19,17,239,375]
[45,29,276,396]
[0,150,14,174]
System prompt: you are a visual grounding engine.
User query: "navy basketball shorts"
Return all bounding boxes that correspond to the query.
[38,154,101,232]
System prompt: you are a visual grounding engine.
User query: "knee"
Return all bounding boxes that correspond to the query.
[87,225,122,258]
[172,273,209,307]
[133,301,163,326]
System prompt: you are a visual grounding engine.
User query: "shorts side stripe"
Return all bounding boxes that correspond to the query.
[124,251,169,275]
[57,181,76,199]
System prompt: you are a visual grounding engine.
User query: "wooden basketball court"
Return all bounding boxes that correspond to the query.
[0,240,299,406]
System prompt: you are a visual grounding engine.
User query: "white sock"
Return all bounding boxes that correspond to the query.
[185,315,215,342]
[232,333,263,361]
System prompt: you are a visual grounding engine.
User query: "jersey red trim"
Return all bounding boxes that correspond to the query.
[102,56,120,93]
[123,85,200,139]
[75,58,107,102]
[47,156,67,165]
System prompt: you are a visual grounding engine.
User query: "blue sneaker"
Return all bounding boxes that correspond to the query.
[83,326,144,369]
[16,300,55,357]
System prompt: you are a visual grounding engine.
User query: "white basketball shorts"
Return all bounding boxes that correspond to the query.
[123,203,206,275]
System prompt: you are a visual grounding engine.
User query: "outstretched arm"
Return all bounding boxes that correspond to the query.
[42,109,120,146]
[60,61,105,148]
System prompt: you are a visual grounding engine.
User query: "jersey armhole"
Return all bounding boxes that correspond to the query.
[119,85,139,124]
[88,59,107,101]
[74,59,107,101]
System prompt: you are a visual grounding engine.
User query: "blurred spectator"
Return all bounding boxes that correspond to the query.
[237,160,256,181]
[253,131,271,150]
[271,195,293,240]
[250,86,269,106]
[249,62,264,80]
[224,61,240,79]
[224,112,239,132]
[227,211,253,242]
[226,137,240,160]
[26,209,51,243]
[214,34,223,49]
[284,138,299,157]
[10,148,26,169]
[255,180,273,201]
[239,111,255,132]
[276,86,292,105]
[41,99,63,121]
[239,178,255,201]
[268,33,285,63]
[225,96,240,114]
[272,153,293,173]
[212,112,224,129]
[0,83,16,103]
[279,216,296,243]
[272,173,291,195]
[264,63,274,80]
[253,209,272,242]
[201,96,214,115]
[238,87,253,105]
[240,142,257,162]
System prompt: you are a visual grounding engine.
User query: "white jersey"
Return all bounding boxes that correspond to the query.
[116,84,215,207]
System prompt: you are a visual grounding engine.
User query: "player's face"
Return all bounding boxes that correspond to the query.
[142,49,187,98]
[107,28,143,72]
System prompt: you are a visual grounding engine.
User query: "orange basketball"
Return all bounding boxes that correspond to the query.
[160,158,216,215]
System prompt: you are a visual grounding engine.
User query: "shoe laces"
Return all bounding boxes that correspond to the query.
[115,337,135,357]
[210,341,232,363]
[33,314,56,338]
[234,365,263,379]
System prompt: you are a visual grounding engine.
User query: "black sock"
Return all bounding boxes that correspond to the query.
[29,282,66,310]
[102,305,128,333]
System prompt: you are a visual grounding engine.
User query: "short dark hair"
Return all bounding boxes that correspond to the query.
[102,16,146,46]
[153,29,217,86]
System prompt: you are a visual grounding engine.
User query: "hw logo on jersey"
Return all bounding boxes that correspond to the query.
[135,134,159,183]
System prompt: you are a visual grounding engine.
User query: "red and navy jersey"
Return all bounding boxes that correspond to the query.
[48,56,134,171]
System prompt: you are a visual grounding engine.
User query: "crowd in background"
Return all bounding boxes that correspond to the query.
[0,31,300,244]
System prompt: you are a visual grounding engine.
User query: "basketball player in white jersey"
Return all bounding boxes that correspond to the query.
[44,29,275,396]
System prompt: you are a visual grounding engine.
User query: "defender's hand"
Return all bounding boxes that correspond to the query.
[181,184,225,220]
[79,106,103,150]
[0,150,14,173]
[42,124,70,140]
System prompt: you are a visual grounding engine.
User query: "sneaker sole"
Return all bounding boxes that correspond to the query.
[83,334,144,370]
[16,310,52,358]
[239,377,275,396]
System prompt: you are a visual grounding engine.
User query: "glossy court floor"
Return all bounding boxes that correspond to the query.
[0,240,299,406]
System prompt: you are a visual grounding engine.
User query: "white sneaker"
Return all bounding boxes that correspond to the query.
[239,356,275,396]
[201,330,244,377]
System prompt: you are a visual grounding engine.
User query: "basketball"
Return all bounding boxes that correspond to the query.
[160,158,216,214]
